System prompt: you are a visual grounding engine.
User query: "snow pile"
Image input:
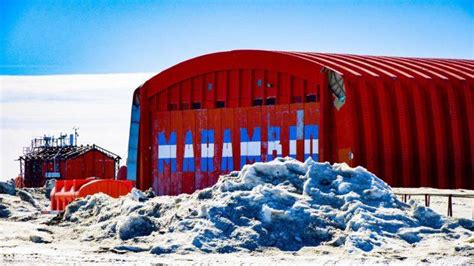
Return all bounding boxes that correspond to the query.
[0,186,50,221]
[61,158,474,254]
[0,180,16,196]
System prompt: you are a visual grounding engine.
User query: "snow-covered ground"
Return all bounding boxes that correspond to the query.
[1,158,473,264]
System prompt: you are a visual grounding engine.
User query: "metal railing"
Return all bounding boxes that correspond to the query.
[392,187,474,218]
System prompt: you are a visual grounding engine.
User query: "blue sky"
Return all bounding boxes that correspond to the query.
[1,0,473,75]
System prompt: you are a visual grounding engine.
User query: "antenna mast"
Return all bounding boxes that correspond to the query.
[73,126,79,146]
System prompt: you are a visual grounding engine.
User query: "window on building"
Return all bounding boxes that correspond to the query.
[265,97,276,105]
[252,99,263,106]
[169,104,178,110]
[305,95,317,102]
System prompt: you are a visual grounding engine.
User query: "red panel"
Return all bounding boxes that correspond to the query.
[332,78,354,166]
[208,109,222,186]
[170,111,183,195]
[254,69,265,100]
[460,82,473,188]
[289,103,305,162]
[379,79,403,186]
[292,76,304,103]
[261,105,270,162]
[234,108,246,167]
[249,106,262,164]
[153,111,171,195]
[409,81,431,187]
[231,108,243,170]
[220,108,237,172]
[366,79,393,182]
[278,73,291,105]
[195,109,207,190]
[241,70,252,106]
[151,112,159,193]
[158,91,168,111]
[216,71,227,102]
[391,79,414,187]
[138,86,152,191]
[180,79,192,109]
[59,162,66,180]
[204,72,215,108]
[304,102,320,160]
[306,81,318,97]
[427,81,448,188]
[368,81,385,178]
[276,105,290,158]
[442,82,465,188]
[84,152,93,178]
[266,71,278,99]
[192,76,203,104]
[354,79,379,174]
[228,70,240,107]
[318,72,332,163]
[374,79,396,184]
[182,110,196,193]
[169,84,179,109]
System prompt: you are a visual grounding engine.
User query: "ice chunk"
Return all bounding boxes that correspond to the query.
[118,215,157,240]
[0,180,16,196]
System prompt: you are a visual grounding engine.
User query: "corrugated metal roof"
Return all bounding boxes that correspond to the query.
[134,49,474,191]
[280,51,473,80]
[144,50,473,98]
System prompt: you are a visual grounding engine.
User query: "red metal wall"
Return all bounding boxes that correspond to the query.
[65,150,116,180]
[131,50,473,193]
[150,103,320,195]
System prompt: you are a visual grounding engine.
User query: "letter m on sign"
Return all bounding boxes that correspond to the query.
[157,131,177,173]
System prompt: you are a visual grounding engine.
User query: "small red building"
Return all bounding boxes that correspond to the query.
[17,135,120,188]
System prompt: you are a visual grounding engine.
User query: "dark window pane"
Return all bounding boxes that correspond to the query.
[253,99,263,106]
[306,95,317,102]
[265,97,276,105]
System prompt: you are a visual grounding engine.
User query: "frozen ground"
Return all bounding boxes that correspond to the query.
[1,158,473,265]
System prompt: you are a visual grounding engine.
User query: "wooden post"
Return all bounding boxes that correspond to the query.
[447,195,452,217]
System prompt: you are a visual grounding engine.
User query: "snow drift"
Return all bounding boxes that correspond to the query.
[61,158,473,254]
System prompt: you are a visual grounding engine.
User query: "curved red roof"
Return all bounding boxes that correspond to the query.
[143,50,473,98]
[133,50,473,191]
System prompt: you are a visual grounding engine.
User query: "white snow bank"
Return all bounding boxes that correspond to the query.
[61,158,474,254]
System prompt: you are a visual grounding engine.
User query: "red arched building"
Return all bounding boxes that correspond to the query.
[127,50,473,194]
